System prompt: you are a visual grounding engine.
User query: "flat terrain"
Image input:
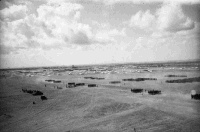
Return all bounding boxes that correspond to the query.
[0,63,200,132]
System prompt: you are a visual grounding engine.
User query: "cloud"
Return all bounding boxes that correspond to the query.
[91,0,200,5]
[129,2,195,33]
[0,1,124,55]
[0,4,28,21]
[133,21,200,60]
[156,2,195,32]
[74,11,81,20]
[0,2,86,54]
[94,28,126,44]
[108,28,126,37]
[0,19,29,54]
[71,31,91,45]
[0,45,18,55]
[129,10,155,30]
[131,2,200,60]
[37,2,83,19]
[92,20,126,42]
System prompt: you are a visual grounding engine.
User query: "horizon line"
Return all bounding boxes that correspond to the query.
[1,59,200,70]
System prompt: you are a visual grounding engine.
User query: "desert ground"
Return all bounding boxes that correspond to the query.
[0,62,200,132]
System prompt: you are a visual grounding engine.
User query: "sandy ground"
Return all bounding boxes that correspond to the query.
[0,70,200,132]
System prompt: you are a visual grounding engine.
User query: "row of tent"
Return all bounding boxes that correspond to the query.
[22,88,47,100]
[66,82,98,88]
[131,88,161,95]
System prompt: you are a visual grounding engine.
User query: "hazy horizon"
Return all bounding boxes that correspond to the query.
[0,0,200,68]
[1,58,199,70]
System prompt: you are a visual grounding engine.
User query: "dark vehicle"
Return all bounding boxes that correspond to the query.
[110,81,121,84]
[191,94,200,100]
[131,88,143,93]
[88,84,97,87]
[148,90,161,95]
[76,83,85,86]
[22,89,43,96]
[67,82,76,88]
[32,90,43,96]
[53,80,61,83]
[45,79,54,82]
[41,95,47,100]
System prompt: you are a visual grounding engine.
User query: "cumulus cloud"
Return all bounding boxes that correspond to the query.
[130,1,199,61]
[0,4,27,21]
[37,2,83,19]
[71,31,91,44]
[129,2,195,33]
[1,0,198,57]
[129,10,155,30]
[156,2,195,32]
[92,20,126,42]
[1,0,124,54]
[94,27,126,44]
[0,18,30,54]
[0,2,83,54]
[107,28,126,37]
[74,11,81,20]
[91,0,200,5]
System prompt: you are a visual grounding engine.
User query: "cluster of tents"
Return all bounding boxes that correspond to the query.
[66,82,97,88]
[45,79,61,83]
[166,77,200,83]
[131,88,161,95]
[130,89,200,100]
[123,78,157,81]
[84,77,104,80]
[22,89,43,96]
[22,88,47,100]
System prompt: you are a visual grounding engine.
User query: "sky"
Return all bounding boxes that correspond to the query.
[0,0,200,68]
